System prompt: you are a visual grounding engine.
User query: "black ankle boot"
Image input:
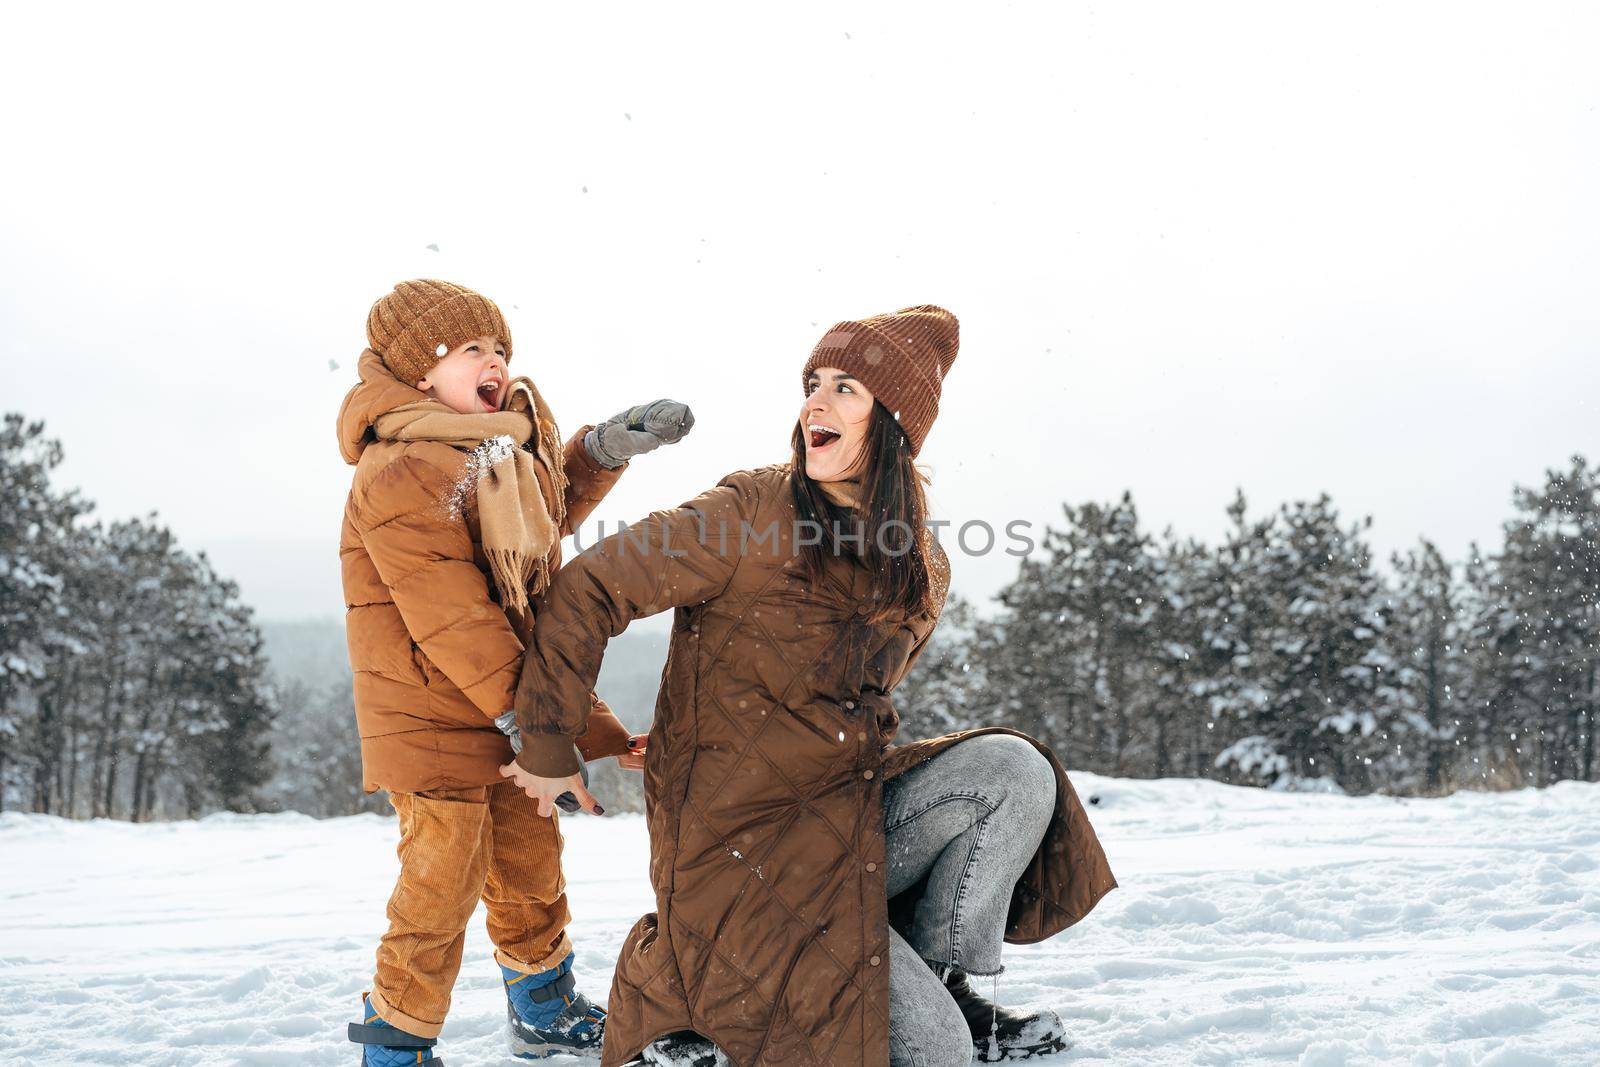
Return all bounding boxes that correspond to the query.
[941,968,1070,1061]
[636,1030,726,1067]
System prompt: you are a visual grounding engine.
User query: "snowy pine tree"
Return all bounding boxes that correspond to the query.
[1382,540,1470,793]
[989,494,1159,772]
[1212,495,1394,792]
[1472,457,1600,786]
[1,413,279,817]
[1146,531,1228,778]
[895,593,985,740]
[0,415,91,811]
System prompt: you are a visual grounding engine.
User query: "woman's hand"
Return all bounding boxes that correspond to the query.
[617,733,649,772]
[499,761,603,817]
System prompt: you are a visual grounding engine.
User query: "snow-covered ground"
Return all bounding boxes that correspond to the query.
[3,775,1597,1066]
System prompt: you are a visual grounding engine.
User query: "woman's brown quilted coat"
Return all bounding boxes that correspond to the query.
[513,464,1117,1067]
[338,349,633,793]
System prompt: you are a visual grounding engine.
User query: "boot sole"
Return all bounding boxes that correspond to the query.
[975,1033,1072,1061]
[639,1037,726,1067]
[510,1031,582,1059]
[510,1029,603,1060]
[505,997,603,1060]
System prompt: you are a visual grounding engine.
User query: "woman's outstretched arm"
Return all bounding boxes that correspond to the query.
[510,470,761,778]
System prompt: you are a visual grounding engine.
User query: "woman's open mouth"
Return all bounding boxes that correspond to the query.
[808,423,841,451]
[477,378,503,412]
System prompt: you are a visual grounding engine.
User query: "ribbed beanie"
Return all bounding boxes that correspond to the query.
[366,279,512,386]
[801,305,958,456]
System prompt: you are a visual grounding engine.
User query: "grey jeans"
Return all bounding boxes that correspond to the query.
[883,734,1057,1067]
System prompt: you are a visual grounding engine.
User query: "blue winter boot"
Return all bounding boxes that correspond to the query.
[348,992,446,1066]
[501,953,607,1059]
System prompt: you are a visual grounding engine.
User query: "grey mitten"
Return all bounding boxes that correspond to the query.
[585,399,695,469]
[495,711,589,814]
[494,710,523,754]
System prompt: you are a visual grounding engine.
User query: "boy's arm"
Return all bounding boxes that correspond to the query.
[559,425,625,536]
[356,452,524,719]
[512,473,758,777]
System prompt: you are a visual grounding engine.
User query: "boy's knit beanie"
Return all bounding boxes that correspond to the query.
[800,305,959,457]
[366,279,513,386]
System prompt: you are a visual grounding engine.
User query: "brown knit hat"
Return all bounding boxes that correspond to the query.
[801,304,959,456]
[366,279,513,386]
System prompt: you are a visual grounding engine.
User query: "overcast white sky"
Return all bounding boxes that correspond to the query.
[2,1,1596,620]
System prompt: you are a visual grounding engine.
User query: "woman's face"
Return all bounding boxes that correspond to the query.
[800,365,875,481]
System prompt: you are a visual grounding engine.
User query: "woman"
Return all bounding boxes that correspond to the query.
[501,306,1116,1067]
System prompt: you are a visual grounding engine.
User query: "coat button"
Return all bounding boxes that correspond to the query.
[869,955,881,967]
[844,700,855,710]
[862,770,875,780]
[866,862,877,873]
[857,731,868,742]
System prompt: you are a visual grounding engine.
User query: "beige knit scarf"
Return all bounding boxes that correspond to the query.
[373,377,568,614]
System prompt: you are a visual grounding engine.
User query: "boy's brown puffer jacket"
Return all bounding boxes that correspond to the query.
[338,349,632,793]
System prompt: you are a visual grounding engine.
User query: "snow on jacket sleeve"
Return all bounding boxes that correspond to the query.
[357,451,524,720]
[512,472,758,776]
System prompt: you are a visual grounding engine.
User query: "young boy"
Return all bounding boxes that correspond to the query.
[336,279,692,1063]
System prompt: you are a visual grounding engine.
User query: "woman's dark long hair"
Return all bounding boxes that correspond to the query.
[789,400,933,623]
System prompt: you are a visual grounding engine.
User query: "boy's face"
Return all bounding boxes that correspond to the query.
[416,335,509,414]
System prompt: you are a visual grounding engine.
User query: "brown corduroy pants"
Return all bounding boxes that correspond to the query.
[366,780,574,1039]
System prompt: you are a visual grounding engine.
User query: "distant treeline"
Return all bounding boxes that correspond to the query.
[3,411,1594,818]
[898,460,1599,795]
[0,414,275,819]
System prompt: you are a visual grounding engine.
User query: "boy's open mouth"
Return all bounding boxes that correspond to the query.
[477,377,503,412]
[808,423,841,450]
